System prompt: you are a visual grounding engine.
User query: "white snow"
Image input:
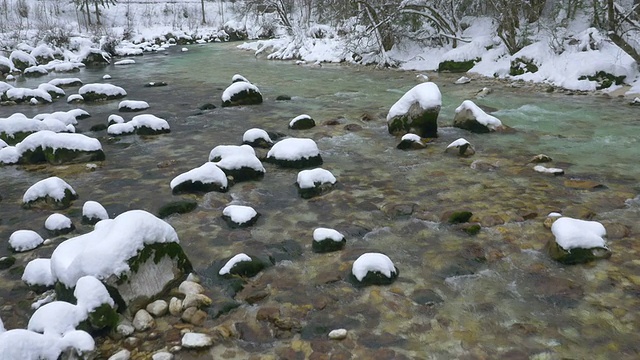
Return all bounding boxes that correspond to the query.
[103,74,111,80]
[289,114,312,127]
[455,100,503,130]
[455,76,471,84]
[49,78,82,87]
[0,81,14,93]
[0,145,19,164]
[208,144,256,162]
[222,81,260,102]
[17,130,102,153]
[351,253,397,282]
[0,139,7,148]
[37,83,65,97]
[114,59,136,66]
[82,201,109,221]
[218,253,252,275]
[243,128,272,144]
[446,138,471,149]
[232,74,249,83]
[34,111,78,126]
[533,165,564,175]
[79,83,127,97]
[313,228,344,242]
[215,152,265,172]
[9,50,37,67]
[551,217,607,250]
[45,213,73,231]
[28,301,84,336]
[387,82,442,121]
[222,205,257,225]
[50,210,179,287]
[296,168,336,189]
[9,229,44,252]
[6,87,52,103]
[22,258,55,287]
[24,65,49,76]
[130,114,169,131]
[170,162,228,190]
[0,113,46,139]
[401,133,422,143]
[74,275,115,313]
[23,176,77,204]
[0,329,94,360]
[119,100,149,111]
[267,138,320,160]
[108,122,135,135]
[108,114,125,124]
[67,94,84,103]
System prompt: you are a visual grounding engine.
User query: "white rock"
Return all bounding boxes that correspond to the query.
[178,280,204,295]
[103,74,112,80]
[328,328,348,340]
[108,349,131,360]
[533,165,564,175]
[181,332,213,348]
[146,300,168,317]
[186,273,200,283]
[132,309,155,331]
[182,293,212,310]
[455,76,471,84]
[169,297,183,316]
[116,324,135,337]
[152,351,174,360]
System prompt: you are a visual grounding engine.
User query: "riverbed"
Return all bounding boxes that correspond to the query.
[1,42,639,359]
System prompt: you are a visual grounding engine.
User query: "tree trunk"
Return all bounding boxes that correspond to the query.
[85,0,92,26]
[607,0,615,31]
[94,1,101,25]
[201,0,206,24]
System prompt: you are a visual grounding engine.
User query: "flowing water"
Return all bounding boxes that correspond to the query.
[1,42,639,359]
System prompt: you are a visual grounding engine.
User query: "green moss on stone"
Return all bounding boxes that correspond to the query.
[126,242,193,278]
[448,211,473,224]
[158,200,198,218]
[438,58,479,73]
[461,224,481,235]
[546,240,611,265]
[509,58,539,76]
[579,71,626,90]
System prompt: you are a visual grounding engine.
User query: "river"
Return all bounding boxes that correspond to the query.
[1,42,639,359]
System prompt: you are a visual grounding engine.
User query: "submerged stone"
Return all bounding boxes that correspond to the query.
[158,200,198,218]
[545,239,611,264]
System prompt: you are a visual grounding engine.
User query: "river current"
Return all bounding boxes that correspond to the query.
[1,42,639,359]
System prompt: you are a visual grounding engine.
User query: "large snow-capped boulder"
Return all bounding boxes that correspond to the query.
[170,162,229,194]
[387,82,442,138]
[16,130,105,164]
[296,168,337,199]
[78,83,126,101]
[130,114,170,135]
[0,329,95,360]
[22,176,78,209]
[22,258,55,288]
[266,138,323,168]
[4,87,52,103]
[453,100,505,133]
[30,44,57,64]
[221,81,263,107]
[23,65,49,77]
[119,100,149,112]
[213,150,265,183]
[350,253,398,286]
[78,48,110,67]
[50,210,193,314]
[0,113,47,144]
[547,217,611,264]
[9,230,44,252]
[9,50,37,70]
[0,55,16,74]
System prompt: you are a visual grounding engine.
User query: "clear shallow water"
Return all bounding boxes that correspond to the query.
[1,43,639,359]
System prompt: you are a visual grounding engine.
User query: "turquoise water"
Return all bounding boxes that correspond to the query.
[1,42,639,359]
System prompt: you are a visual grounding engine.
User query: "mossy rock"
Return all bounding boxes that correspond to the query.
[81,50,110,67]
[509,57,539,76]
[265,154,323,169]
[23,189,78,210]
[158,200,198,218]
[579,71,626,90]
[276,95,291,101]
[460,223,481,235]
[46,223,76,237]
[545,239,611,265]
[349,267,399,287]
[0,256,16,270]
[438,58,479,73]
[397,138,426,150]
[297,182,336,199]
[289,117,316,130]
[81,91,125,102]
[171,180,228,195]
[82,215,103,226]
[221,88,263,107]
[219,255,266,278]
[387,105,440,138]
[447,211,473,224]
[199,103,217,110]
[20,146,105,165]
[222,212,260,229]
[217,166,265,183]
[83,303,119,331]
[90,124,108,132]
[0,131,35,145]
[135,126,170,136]
[312,238,346,253]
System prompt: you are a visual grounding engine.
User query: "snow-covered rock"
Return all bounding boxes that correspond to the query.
[82,200,109,225]
[328,328,348,340]
[5,87,52,103]
[296,168,337,199]
[37,83,65,99]
[242,128,273,148]
[23,258,55,287]
[222,205,260,228]
[312,228,346,253]
[50,210,193,313]
[130,114,170,135]
[16,130,105,164]
[266,138,323,168]
[387,82,442,138]
[208,144,255,162]
[351,253,398,286]
[23,65,49,77]
[108,114,125,125]
[0,145,19,164]
[218,253,265,277]
[114,59,136,66]
[0,113,47,144]
[289,114,315,130]
[78,83,126,101]
[9,49,37,70]
[533,165,564,176]
[44,213,75,236]
[232,74,250,83]
[445,138,475,156]
[547,217,611,264]
[119,100,149,112]
[30,44,56,64]
[0,329,95,360]
[221,81,262,107]
[396,133,426,150]
[9,229,44,252]
[67,94,84,103]
[170,162,228,194]
[213,150,265,183]
[453,100,504,133]
[49,78,83,88]
[107,122,135,136]
[23,176,78,209]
